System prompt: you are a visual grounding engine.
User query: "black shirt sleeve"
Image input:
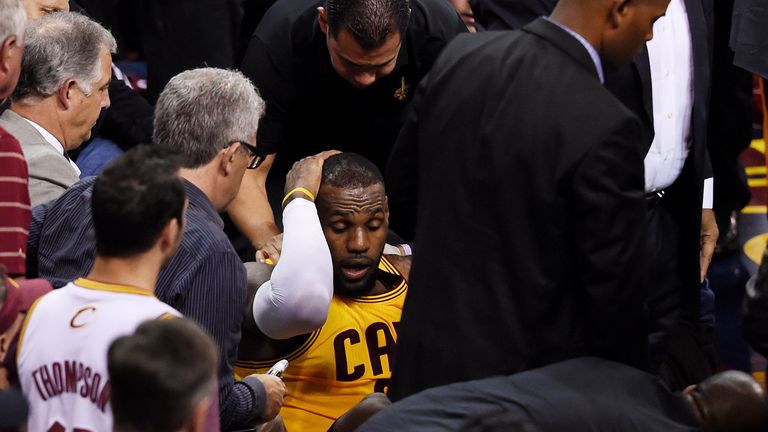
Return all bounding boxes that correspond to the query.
[240,34,296,156]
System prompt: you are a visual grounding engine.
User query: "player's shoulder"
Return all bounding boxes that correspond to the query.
[383,254,411,281]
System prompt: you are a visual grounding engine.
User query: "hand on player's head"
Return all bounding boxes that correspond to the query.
[285,150,342,200]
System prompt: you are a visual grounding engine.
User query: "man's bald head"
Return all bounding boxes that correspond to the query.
[684,370,768,432]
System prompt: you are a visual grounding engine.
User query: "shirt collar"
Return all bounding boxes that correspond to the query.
[22,117,82,176]
[544,17,604,83]
[182,179,224,229]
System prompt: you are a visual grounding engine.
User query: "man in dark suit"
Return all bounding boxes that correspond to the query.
[362,358,768,432]
[387,0,669,400]
[603,0,718,390]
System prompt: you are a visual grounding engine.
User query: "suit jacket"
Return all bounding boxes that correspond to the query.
[387,19,648,400]
[362,358,699,432]
[604,0,714,323]
[0,110,80,207]
[731,0,768,78]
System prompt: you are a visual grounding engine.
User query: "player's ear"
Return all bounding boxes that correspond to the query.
[383,196,390,224]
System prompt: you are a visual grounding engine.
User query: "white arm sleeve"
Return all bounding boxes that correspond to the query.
[252,198,334,339]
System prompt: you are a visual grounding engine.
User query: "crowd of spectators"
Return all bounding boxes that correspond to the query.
[1,0,768,430]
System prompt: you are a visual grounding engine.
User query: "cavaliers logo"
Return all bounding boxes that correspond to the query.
[394,77,409,102]
[70,306,97,328]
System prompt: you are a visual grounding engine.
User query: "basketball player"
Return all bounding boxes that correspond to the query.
[236,152,410,431]
[7,146,185,432]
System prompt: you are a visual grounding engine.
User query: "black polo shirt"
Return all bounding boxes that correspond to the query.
[240,0,466,179]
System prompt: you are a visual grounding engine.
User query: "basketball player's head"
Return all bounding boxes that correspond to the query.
[109,318,218,432]
[316,153,389,296]
[92,145,186,263]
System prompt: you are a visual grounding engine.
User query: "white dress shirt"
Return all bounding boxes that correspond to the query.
[645,0,712,208]
[23,118,81,176]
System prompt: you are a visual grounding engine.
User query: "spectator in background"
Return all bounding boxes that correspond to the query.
[0,0,29,278]
[0,12,114,205]
[109,319,219,432]
[16,0,155,175]
[8,146,184,432]
[26,68,286,431]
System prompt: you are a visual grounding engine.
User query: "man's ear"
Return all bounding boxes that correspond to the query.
[220,143,240,176]
[183,396,212,432]
[384,196,390,224]
[158,218,180,254]
[317,7,329,34]
[0,36,15,75]
[57,80,77,109]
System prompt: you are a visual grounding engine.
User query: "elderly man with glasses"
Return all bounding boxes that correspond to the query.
[24,68,299,431]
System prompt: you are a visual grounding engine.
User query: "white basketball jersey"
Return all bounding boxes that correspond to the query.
[17,278,180,432]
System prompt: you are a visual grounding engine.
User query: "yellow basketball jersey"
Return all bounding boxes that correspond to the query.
[234,256,407,431]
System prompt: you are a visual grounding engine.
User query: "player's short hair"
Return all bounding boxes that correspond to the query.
[12,12,116,100]
[92,146,185,258]
[153,68,265,169]
[325,0,410,49]
[108,318,218,432]
[320,152,385,190]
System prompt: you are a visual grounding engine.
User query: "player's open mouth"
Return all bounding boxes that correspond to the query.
[340,263,371,281]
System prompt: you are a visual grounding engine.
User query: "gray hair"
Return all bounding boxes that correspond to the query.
[153,68,265,168]
[0,0,25,44]
[12,12,116,100]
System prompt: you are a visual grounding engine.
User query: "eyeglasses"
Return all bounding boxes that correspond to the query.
[228,140,266,169]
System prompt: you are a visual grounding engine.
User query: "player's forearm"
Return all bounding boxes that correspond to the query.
[252,198,334,339]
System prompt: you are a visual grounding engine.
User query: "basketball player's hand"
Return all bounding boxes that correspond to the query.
[255,374,287,422]
[256,233,283,264]
[285,150,341,201]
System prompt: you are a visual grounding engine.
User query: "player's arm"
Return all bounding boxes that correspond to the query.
[383,254,412,281]
[251,151,338,340]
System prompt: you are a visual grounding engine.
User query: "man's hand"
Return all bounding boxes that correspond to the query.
[283,150,341,206]
[256,233,283,264]
[700,209,719,282]
[254,374,287,422]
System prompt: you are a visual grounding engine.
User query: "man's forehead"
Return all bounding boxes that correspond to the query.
[318,184,386,210]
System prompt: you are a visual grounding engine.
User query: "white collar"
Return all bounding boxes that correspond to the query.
[22,117,81,176]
